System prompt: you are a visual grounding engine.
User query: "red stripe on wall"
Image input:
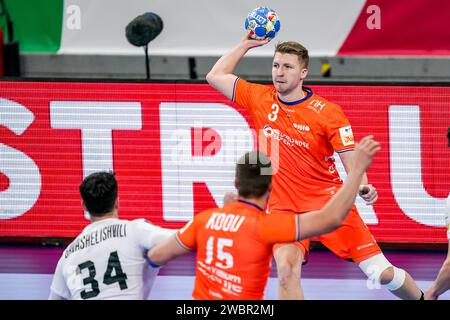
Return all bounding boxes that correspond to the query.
[338,0,450,56]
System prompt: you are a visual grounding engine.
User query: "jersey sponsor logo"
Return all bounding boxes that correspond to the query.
[293,123,310,133]
[198,260,243,296]
[356,242,375,251]
[205,212,245,232]
[263,125,274,137]
[262,125,310,149]
[281,106,295,113]
[339,125,354,146]
[325,186,337,195]
[307,99,327,113]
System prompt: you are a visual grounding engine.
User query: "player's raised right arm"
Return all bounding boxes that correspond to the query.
[206,38,269,100]
[259,137,380,245]
[298,136,381,239]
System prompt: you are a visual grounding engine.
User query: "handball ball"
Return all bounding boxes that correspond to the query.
[245,7,280,40]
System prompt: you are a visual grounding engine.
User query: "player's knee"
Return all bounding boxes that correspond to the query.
[358,253,391,282]
[274,245,303,288]
[277,261,299,288]
[382,266,406,291]
[277,261,294,280]
[379,266,394,284]
[358,253,406,291]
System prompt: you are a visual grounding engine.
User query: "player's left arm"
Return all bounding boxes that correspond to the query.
[147,220,195,266]
[339,151,378,205]
[147,234,190,266]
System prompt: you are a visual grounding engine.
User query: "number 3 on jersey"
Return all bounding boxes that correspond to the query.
[205,236,234,269]
[268,103,279,122]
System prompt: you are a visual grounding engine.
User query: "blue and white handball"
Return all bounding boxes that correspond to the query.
[245,7,280,40]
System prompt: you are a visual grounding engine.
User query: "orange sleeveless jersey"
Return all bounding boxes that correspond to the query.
[176,200,300,300]
[233,78,355,213]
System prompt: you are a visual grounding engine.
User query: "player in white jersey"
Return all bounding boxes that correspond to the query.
[424,127,450,299]
[49,171,175,300]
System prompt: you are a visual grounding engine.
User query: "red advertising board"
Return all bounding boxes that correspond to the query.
[0,81,449,243]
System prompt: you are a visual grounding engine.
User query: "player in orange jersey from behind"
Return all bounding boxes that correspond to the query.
[205,37,424,300]
[148,136,379,299]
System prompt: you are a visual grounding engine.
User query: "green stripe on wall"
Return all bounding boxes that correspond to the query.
[0,0,63,53]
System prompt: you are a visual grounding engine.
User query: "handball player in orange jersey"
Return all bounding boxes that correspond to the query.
[204,37,424,300]
[149,137,379,299]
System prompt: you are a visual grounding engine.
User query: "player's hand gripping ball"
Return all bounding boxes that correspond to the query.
[245,7,280,40]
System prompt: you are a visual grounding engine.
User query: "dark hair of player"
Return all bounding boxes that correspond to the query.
[79,171,118,217]
[236,151,272,198]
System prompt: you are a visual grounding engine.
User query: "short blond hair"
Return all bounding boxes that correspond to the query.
[275,41,309,68]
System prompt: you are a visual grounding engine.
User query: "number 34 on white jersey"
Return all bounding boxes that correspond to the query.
[49,218,175,300]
